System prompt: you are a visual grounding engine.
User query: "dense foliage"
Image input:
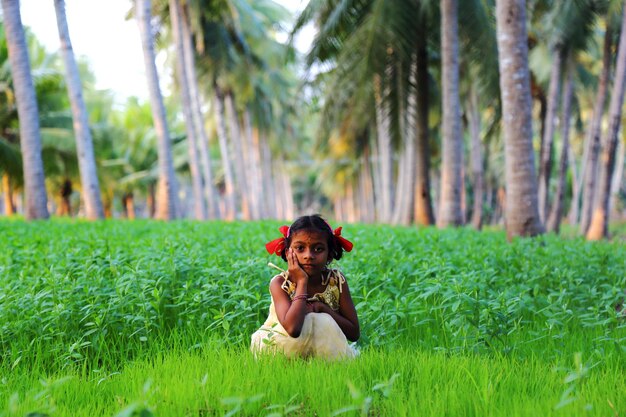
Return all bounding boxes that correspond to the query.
[1,219,625,373]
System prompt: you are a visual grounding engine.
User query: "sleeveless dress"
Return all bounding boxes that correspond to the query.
[250,267,358,360]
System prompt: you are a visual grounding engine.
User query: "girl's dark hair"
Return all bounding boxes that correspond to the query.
[280,214,343,262]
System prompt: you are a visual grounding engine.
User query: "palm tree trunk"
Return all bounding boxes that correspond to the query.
[547,58,573,233]
[260,130,276,218]
[373,74,393,223]
[122,192,136,220]
[393,57,418,226]
[243,108,263,220]
[537,47,563,223]
[580,24,612,233]
[587,6,626,240]
[169,0,206,220]
[370,131,383,221]
[413,31,435,226]
[438,0,464,228]
[1,0,48,220]
[136,0,179,220]
[358,151,376,223]
[2,173,15,215]
[213,89,236,220]
[181,3,220,220]
[495,0,544,239]
[224,91,250,219]
[567,143,580,225]
[54,0,104,220]
[609,139,624,214]
[467,82,484,230]
[147,182,156,218]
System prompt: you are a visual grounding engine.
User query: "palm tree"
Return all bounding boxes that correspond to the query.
[580,19,613,233]
[1,0,48,219]
[54,0,104,220]
[587,3,626,240]
[168,0,206,220]
[547,56,574,233]
[180,2,220,219]
[495,0,543,238]
[136,0,179,220]
[437,0,464,228]
[536,46,563,223]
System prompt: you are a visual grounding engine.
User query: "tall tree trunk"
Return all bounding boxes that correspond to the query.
[413,30,435,226]
[224,91,250,220]
[1,0,48,220]
[243,108,263,220]
[122,192,136,220]
[587,5,626,240]
[136,0,179,220]
[537,47,563,223]
[567,142,580,225]
[358,151,376,223]
[54,0,104,220]
[259,130,276,218]
[547,58,573,233]
[580,24,612,233]
[213,89,236,220]
[373,74,393,223]
[393,57,417,225]
[169,0,206,220]
[495,0,544,239]
[467,82,484,230]
[2,173,15,215]
[180,3,220,220]
[438,0,464,228]
[609,139,624,214]
[147,182,156,218]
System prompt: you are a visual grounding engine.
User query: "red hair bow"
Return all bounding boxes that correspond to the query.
[265,225,289,256]
[333,227,353,252]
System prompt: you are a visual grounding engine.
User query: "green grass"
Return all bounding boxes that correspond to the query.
[0,219,625,416]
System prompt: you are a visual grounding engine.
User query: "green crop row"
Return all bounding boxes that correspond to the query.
[1,219,624,372]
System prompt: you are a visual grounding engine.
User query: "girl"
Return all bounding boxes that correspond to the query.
[251,214,360,360]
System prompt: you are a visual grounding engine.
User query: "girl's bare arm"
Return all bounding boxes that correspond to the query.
[271,248,310,337]
[309,277,360,342]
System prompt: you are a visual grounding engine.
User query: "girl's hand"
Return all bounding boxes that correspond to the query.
[309,300,332,314]
[286,248,308,285]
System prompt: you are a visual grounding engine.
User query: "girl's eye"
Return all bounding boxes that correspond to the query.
[315,247,325,253]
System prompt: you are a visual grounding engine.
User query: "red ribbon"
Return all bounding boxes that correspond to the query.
[265,225,290,255]
[333,226,353,252]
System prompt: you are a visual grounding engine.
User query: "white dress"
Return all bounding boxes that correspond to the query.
[250,268,358,360]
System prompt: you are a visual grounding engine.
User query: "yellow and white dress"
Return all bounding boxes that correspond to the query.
[250,268,358,360]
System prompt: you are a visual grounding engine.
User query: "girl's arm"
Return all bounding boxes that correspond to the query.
[310,276,360,342]
[270,248,309,338]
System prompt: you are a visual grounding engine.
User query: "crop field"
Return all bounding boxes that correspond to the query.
[0,219,625,416]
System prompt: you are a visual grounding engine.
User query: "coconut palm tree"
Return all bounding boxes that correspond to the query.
[168,0,206,220]
[547,56,574,233]
[136,0,180,220]
[580,14,614,233]
[180,2,220,219]
[587,3,626,240]
[54,0,104,220]
[437,0,463,228]
[1,0,48,219]
[495,0,544,238]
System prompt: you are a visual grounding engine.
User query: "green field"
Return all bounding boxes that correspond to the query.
[1,219,625,416]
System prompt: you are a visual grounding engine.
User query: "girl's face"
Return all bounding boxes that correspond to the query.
[289,229,329,278]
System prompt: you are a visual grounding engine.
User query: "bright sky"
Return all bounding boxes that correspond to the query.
[19,0,312,104]
[21,0,147,101]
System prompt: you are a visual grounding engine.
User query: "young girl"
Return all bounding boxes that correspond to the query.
[250,214,360,360]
